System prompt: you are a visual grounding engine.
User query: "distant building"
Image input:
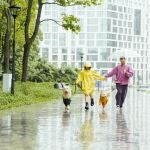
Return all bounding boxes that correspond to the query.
[40,0,150,84]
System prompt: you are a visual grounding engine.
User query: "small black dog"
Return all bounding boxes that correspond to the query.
[62,85,72,112]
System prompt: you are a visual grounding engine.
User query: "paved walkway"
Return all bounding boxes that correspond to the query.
[0,88,150,150]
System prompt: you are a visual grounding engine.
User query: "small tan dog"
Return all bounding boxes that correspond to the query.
[99,90,110,109]
[62,85,72,112]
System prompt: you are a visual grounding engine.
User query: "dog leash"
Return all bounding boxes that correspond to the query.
[101,81,115,93]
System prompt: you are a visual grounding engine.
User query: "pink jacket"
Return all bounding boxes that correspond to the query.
[106,64,134,85]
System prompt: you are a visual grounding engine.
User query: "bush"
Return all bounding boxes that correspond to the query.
[27,59,79,84]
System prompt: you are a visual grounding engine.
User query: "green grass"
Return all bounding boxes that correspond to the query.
[0,82,64,110]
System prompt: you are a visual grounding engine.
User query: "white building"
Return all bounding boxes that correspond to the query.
[40,0,150,85]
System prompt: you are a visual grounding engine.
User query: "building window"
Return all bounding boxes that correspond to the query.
[88,48,98,53]
[52,55,58,61]
[118,6,123,12]
[107,41,117,47]
[134,9,141,35]
[87,26,98,32]
[87,18,98,25]
[107,19,111,32]
[107,4,117,11]
[87,40,94,46]
[62,48,67,53]
[113,27,117,33]
[71,55,75,61]
[52,40,58,46]
[119,28,123,34]
[107,11,118,18]
[118,20,122,26]
[62,55,67,61]
[42,48,48,59]
[118,35,122,40]
[87,55,98,61]
[79,33,85,39]
[59,33,66,46]
[52,33,58,39]
[52,48,58,54]
[41,22,49,32]
[44,40,50,45]
[107,34,116,40]
[79,40,85,45]
[119,42,123,47]
[96,33,107,39]
[87,33,95,39]
[119,14,123,20]
[76,48,84,61]
[44,33,51,39]
[113,20,117,25]
[128,22,132,28]
[96,41,107,46]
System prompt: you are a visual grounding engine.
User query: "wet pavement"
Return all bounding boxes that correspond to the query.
[0,88,150,150]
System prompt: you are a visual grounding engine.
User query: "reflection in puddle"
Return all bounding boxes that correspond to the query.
[0,89,150,150]
[80,111,94,150]
[62,111,71,127]
[99,110,108,121]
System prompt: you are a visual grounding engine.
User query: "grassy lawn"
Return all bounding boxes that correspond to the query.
[0,82,79,110]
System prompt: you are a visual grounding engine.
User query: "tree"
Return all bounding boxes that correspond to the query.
[0,0,11,73]
[0,0,38,79]
[21,0,103,82]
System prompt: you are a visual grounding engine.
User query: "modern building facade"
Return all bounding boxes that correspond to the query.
[40,0,150,84]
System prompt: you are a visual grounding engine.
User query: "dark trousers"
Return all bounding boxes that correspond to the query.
[116,83,128,107]
[63,98,71,107]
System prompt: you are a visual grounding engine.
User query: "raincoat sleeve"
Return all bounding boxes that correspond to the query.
[92,71,105,81]
[76,72,83,84]
[106,66,118,78]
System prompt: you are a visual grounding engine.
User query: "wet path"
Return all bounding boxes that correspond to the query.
[0,88,150,150]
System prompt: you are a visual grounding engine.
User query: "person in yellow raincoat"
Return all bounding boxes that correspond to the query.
[76,63,106,110]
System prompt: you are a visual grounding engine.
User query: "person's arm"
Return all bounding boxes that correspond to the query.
[106,66,118,78]
[92,71,106,81]
[76,72,83,84]
[125,66,134,78]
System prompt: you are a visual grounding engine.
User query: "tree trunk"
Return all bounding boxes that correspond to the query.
[3,8,11,73]
[21,42,31,82]
[21,0,42,82]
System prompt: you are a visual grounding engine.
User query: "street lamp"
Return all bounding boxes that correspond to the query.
[80,52,84,70]
[9,4,21,94]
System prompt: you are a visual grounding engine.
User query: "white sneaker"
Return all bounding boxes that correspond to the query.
[116,105,120,110]
[66,106,70,113]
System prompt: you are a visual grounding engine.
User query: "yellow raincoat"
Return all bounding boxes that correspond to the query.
[76,70,105,95]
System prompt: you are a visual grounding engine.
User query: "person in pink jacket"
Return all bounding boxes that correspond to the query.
[105,56,134,109]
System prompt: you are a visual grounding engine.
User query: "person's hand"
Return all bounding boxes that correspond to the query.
[104,77,107,81]
[125,72,129,78]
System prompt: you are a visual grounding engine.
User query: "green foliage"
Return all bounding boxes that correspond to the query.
[55,0,103,6]
[27,58,79,84]
[0,82,62,110]
[0,81,81,110]
[62,14,80,33]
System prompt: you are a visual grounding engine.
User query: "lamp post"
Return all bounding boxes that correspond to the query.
[80,52,84,70]
[79,52,84,89]
[81,55,83,70]
[9,4,21,94]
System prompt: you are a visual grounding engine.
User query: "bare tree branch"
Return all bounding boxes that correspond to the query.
[42,2,79,7]
[40,19,62,26]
